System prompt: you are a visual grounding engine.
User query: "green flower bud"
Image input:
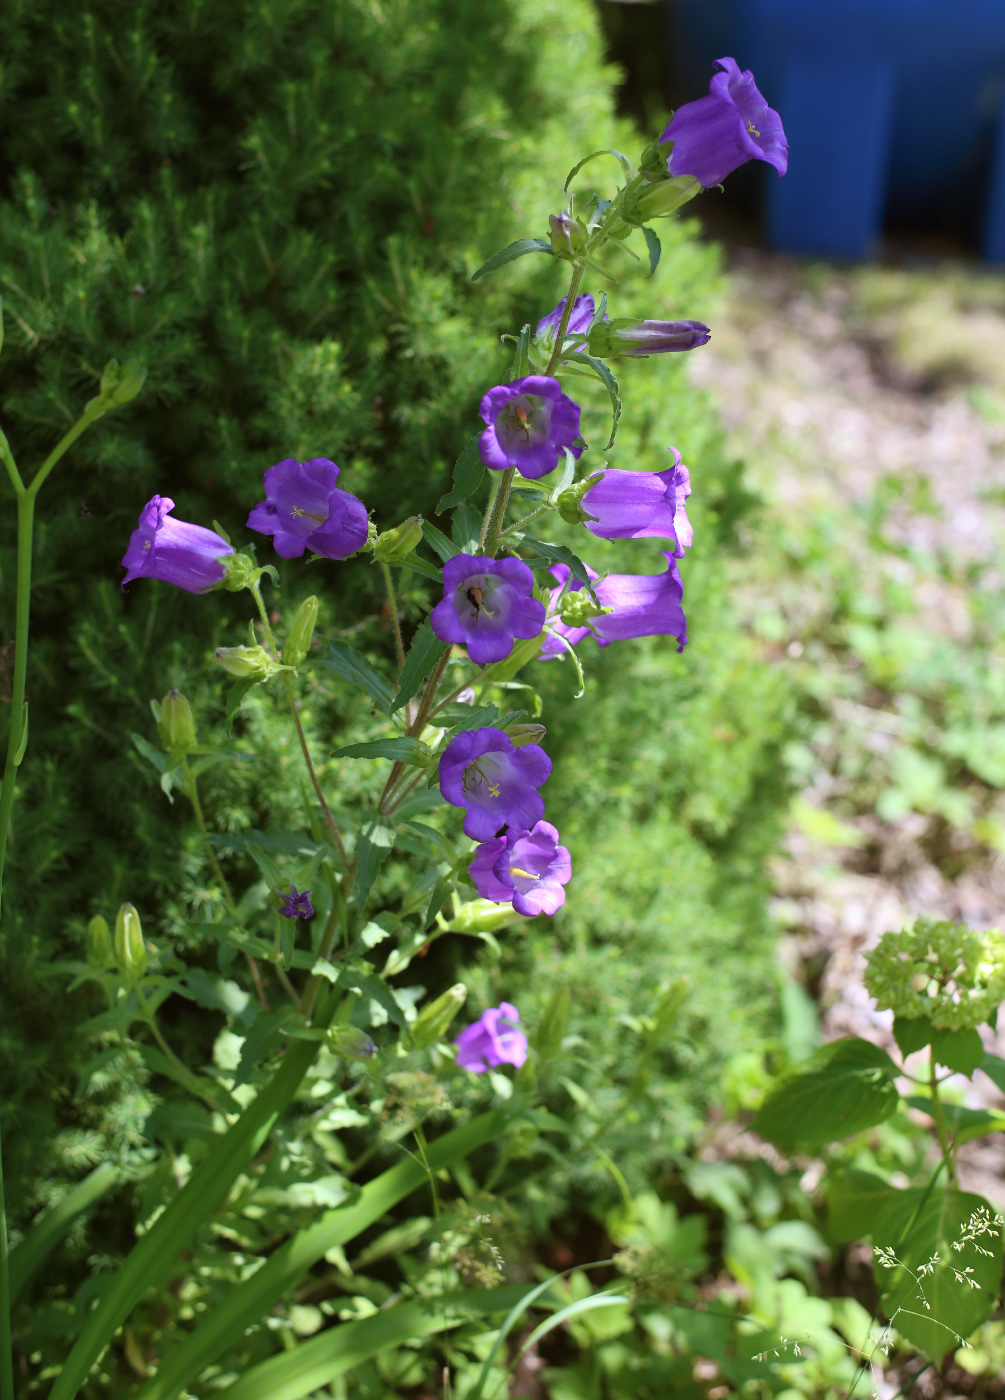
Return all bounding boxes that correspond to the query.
[556,472,604,526]
[327,1025,378,1061]
[213,644,276,679]
[158,690,197,753]
[113,903,146,980]
[535,985,570,1060]
[219,553,259,593]
[622,174,701,225]
[411,983,467,1049]
[96,358,147,410]
[638,138,671,182]
[549,212,587,257]
[373,516,423,565]
[506,722,547,748]
[443,899,521,934]
[86,915,113,970]
[282,595,319,667]
[559,592,613,629]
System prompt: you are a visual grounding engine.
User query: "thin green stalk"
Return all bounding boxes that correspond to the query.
[138,993,223,1114]
[498,501,554,541]
[543,263,586,376]
[379,561,405,671]
[928,1051,957,1186]
[0,491,32,916]
[480,468,515,559]
[0,1119,13,1400]
[476,473,502,550]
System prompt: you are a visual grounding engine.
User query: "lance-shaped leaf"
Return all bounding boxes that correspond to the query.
[421,521,458,563]
[315,642,394,714]
[564,147,634,190]
[391,620,449,715]
[642,226,661,279]
[351,819,396,909]
[470,238,552,282]
[332,737,431,767]
[562,350,622,448]
[437,436,485,512]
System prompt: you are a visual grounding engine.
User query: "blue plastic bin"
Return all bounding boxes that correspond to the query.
[673,0,1005,260]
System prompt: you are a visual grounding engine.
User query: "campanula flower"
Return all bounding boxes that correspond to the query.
[468,821,572,917]
[247,457,369,560]
[587,319,710,358]
[278,885,314,919]
[660,57,788,188]
[582,448,692,555]
[439,727,551,842]
[454,1001,528,1072]
[542,554,687,655]
[478,376,583,480]
[430,554,545,664]
[121,495,234,593]
[536,294,599,340]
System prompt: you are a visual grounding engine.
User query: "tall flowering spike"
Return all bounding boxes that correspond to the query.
[454,1002,528,1072]
[542,554,687,656]
[430,554,545,665]
[247,457,369,560]
[439,727,551,842]
[469,821,572,917]
[478,376,583,480]
[660,57,788,188]
[122,495,234,593]
[582,447,692,556]
[536,295,598,340]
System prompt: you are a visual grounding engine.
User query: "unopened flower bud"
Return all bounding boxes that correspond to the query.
[444,899,522,934]
[588,318,710,359]
[113,903,146,979]
[86,915,113,970]
[159,690,197,753]
[283,595,319,667]
[213,644,275,679]
[327,1025,378,1061]
[549,212,587,257]
[97,358,147,409]
[622,173,701,224]
[219,552,259,593]
[556,472,604,526]
[411,983,467,1049]
[373,517,423,565]
[638,138,671,182]
[506,722,547,747]
[559,592,613,629]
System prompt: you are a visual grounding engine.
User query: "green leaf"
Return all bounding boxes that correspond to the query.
[510,322,532,379]
[753,1037,901,1147]
[442,702,500,737]
[315,642,394,714]
[470,237,552,282]
[902,1097,1005,1146]
[873,1186,1003,1359]
[390,620,449,715]
[521,1292,629,1354]
[421,521,458,563]
[931,1025,984,1075]
[244,842,283,891]
[226,677,261,730]
[642,226,661,279]
[131,1112,509,1400]
[893,1014,936,1056]
[397,553,443,583]
[130,732,166,774]
[519,538,597,595]
[9,1163,120,1304]
[401,820,459,866]
[351,819,396,909]
[981,1051,1005,1094]
[450,499,482,553]
[827,1169,897,1242]
[437,436,485,512]
[476,633,544,687]
[562,351,622,448]
[332,737,431,766]
[564,147,634,190]
[340,968,408,1028]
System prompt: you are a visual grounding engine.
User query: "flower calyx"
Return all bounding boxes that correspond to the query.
[556,472,604,526]
[213,643,291,680]
[372,516,424,565]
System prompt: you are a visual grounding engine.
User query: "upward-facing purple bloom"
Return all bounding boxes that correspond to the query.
[247,457,369,560]
[536,295,599,340]
[660,57,788,188]
[121,496,234,593]
[469,821,572,917]
[439,727,551,842]
[454,1002,528,1072]
[278,885,314,919]
[478,376,583,480]
[542,555,687,656]
[430,555,545,664]
[582,447,692,557]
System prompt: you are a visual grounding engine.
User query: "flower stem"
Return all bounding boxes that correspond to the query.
[481,468,516,558]
[0,1118,13,1400]
[928,1051,957,1186]
[543,263,586,376]
[499,502,554,541]
[380,560,406,670]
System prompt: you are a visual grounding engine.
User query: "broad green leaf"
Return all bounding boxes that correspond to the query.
[332,737,431,766]
[931,1025,984,1075]
[420,520,457,563]
[401,820,458,866]
[894,1014,936,1056]
[642,226,661,279]
[339,968,408,1028]
[133,1111,509,1400]
[753,1037,900,1147]
[350,819,396,909]
[827,1169,897,1242]
[396,552,443,583]
[437,436,485,512]
[873,1186,1003,1359]
[9,1163,120,1303]
[902,1097,1005,1147]
[981,1051,1005,1093]
[390,620,449,715]
[470,237,552,282]
[520,538,597,596]
[315,642,394,714]
[450,498,482,553]
[562,351,622,448]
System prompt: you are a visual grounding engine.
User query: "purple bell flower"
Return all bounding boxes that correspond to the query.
[454,1002,528,1072]
[582,447,693,556]
[430,554,545,665]
[589,320,711,358]
[660,56,788,188]
[478,376,583,480]
[536,294,599,340]
[247,457,369,560]
[439,727,551,842]
[278,885,314,919]
[469,821,572,917]
[542,554,687,656]
[121,495,234,593]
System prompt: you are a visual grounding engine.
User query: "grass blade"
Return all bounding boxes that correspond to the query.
[9,1162,119,1304]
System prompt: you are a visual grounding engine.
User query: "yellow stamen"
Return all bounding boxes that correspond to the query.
[291,505,328,522]
[509,866,539,880]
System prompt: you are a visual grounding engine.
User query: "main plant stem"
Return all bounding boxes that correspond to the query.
[928,1053,957,1187]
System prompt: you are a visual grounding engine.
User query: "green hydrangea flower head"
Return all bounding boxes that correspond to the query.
[864,918,1005,1030]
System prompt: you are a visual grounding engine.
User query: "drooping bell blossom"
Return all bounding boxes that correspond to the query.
[247,457,369,560]
[588,319,710,358]
[430,554,546,664]
[541,555,687,656]
[660,57,788,188]
[121,495,234,593]
[278,885,314,919]
[468,821,572,917]
[454,1002,528,1072]
[582,448,693,556]
[536,294,600,341]
[439,727,551,842]
[478,376,583,480]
